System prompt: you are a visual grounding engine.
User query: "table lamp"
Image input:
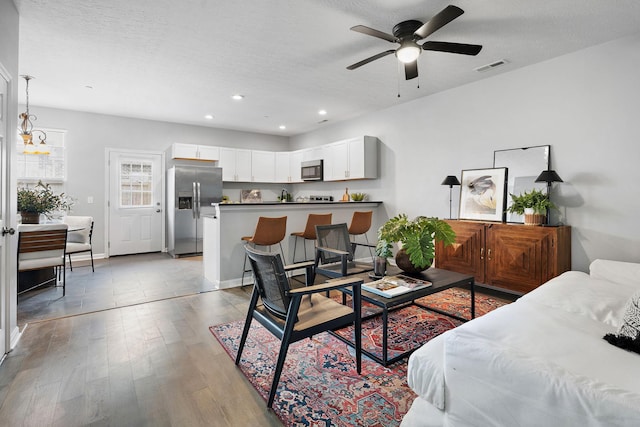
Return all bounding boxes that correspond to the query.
[535,170,563,225]
[441,175,461,219]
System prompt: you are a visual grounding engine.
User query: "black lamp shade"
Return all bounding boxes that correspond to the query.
[441,175,461,187]
[535,170,563,183]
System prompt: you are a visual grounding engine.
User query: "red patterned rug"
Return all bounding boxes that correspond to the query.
[210,288,510,427]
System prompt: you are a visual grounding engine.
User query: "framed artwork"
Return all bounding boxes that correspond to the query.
[241,189,262,203]
[459,167,508,222]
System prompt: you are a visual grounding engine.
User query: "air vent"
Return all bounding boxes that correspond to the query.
[474,59,508,73]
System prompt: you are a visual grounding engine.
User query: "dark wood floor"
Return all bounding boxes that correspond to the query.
[2,254,283,427]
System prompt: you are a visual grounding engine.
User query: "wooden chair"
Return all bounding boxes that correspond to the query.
[241,216,287,287]
[64,216,94,272]
[290,213,332,262]
[17,224,68,295]
[236,245,363,408]
[314,223,374,280]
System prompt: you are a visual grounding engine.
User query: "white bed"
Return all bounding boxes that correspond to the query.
[401,259,640,427]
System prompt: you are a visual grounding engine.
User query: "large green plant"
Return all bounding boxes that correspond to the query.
[17,181,73,216]
[377,214,456,269]
[507,189,556,215]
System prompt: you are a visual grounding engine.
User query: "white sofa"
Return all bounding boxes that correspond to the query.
[401,259,640,427]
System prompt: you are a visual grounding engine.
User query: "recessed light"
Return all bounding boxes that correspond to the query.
[318,109,327,115]
[204,114,214,120]
[231,94,244,100]
[279,125,286,130]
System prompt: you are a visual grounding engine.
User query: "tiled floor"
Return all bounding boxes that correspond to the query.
[18,253,216,326]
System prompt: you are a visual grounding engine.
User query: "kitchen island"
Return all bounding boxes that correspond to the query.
[203,201,383,288]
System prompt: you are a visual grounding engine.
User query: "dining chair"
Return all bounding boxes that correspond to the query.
[17,224,68,295]
[236,245,363,408]
[314,223,374,280]
[64,216,94,272]
[348,211,374,261]
[290,213,332,262]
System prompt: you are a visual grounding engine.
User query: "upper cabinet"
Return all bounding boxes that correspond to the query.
[323,136,378,181]
[171,143,219,161]
[275,151,304,183]
[219,147,252,182]
[251,150,275,183]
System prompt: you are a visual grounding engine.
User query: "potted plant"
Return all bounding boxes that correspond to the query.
[351,192,366,202]
[507,189,556,225]
[378,214,456,274]
[373,236,393,278]
[17,181,74,224]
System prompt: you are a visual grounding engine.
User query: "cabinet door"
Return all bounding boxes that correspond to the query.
[486,224,552,293]
[435,220,486,284]
[251,150,275,182]
[289,150,303,183]
[172,143,199,160]
[347,137,365,179]
[275,152,291,182]
[324,141,349,181]
[235,149,252,182]
[219,147,237,181]
[197,145,219,161]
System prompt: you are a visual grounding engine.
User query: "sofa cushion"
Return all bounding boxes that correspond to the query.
[590,259,640,291]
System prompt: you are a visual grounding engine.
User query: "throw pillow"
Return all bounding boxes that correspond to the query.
[603,290,640,354]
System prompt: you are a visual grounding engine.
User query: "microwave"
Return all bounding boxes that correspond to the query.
[301,159,323,181]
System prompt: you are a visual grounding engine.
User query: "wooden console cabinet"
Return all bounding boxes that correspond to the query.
[435,220,571,294]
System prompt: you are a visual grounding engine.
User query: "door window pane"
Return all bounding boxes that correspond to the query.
[120,160,153,208]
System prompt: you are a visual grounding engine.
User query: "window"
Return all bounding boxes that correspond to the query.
[16,128,66,184]
[119,160,153,208]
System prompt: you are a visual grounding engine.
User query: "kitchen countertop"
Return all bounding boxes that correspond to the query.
[218,201,382,206]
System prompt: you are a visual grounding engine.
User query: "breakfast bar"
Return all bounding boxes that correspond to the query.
[203,201,383,288]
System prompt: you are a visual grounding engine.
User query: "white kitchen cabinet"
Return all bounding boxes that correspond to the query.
[301,146,325,162]
[275,151,304,183]
[323,136,377,181]
[251,150,275,182]
[219,147,252,182]
[171,143,219,161]
[289,150,303,183]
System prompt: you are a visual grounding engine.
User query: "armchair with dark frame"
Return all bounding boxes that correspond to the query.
[236,245,363,408]
[313,223,375,281]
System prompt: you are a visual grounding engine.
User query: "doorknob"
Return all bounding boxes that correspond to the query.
[2,227,15,236]
[156,209,162,213]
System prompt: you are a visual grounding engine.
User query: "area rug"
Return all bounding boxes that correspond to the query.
[210,288,510,427]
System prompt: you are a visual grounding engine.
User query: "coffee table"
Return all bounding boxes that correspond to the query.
[331,267,475,366]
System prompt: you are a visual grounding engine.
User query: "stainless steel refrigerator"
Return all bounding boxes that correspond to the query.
[167,165,222,257]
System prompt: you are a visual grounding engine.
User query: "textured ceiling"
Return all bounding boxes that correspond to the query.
[14,0,640,136]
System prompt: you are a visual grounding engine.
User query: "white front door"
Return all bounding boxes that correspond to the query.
[107,150,164,256]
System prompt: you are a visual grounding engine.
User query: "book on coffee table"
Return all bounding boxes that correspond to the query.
[362,275,432,298]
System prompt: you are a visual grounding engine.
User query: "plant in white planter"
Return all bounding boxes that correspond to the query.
[507,189,556,225]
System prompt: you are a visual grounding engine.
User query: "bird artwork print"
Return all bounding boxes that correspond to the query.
[466,175,497,212]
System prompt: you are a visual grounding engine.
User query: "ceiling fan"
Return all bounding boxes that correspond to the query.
[347,5,482,80]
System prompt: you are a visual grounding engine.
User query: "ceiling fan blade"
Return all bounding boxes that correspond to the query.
[404,61,418,80]
[422,41,482,56]
[414,5,464,40]
[347,49,396,70]
[350,25,398,43]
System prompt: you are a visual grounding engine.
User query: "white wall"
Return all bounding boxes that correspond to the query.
[26,108,289,254]
[291,32,640,272]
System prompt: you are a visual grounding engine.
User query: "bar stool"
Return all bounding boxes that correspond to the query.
[241,216,287,287]
[290,213,332,262]
[348,211,373,261]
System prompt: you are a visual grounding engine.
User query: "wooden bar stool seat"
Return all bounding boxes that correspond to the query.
[348,211,373,261]
[290,213,332,262]
[241,216,287,287]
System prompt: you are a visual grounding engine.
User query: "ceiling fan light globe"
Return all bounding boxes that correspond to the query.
[396,45,421,63]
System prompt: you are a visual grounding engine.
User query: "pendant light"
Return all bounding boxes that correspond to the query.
[18,75,49,155]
